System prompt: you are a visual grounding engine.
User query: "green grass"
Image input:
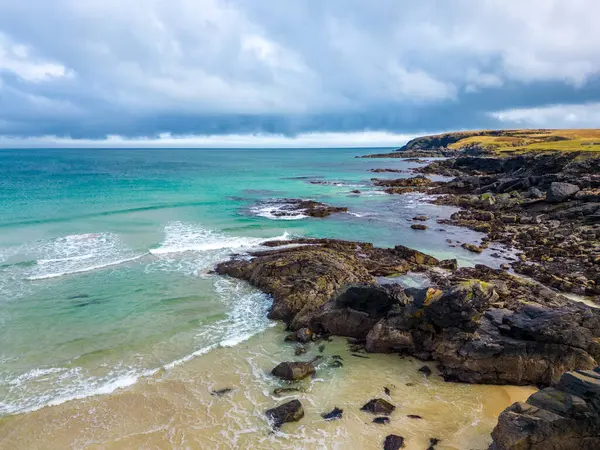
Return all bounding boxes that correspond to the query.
[444,129,600,154]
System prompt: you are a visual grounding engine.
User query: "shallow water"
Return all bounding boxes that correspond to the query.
[0,148,531,448]
[0,327,536,450]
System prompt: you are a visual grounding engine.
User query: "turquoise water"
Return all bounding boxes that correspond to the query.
[0,148,489,416]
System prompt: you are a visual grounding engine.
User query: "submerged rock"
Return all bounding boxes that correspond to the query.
[321,407,343,421]
[271,361,315,381]
[265,400,305,428]
[210,388,234,397]
[411,224,428,230]
[383,434,405,450]
[361,398,396,415]
[273,387,305,396]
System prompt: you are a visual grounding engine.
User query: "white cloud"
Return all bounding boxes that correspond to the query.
[0,33,73,82]
[489,102,600,128]
[0,131,415,148]
[1,0,600,136]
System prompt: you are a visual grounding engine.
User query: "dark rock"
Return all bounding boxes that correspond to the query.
[318,344,325,353]
[418,366,432,377]
[425,280,498,332]
[526,187,544,199]
[294,327,315,343]
[265,400,305,428]
[294,346,307,356]
[273,387,305,396]
[394,245,440,266]
[384,386,391,396]
[373,417,390,425]
[271,362,315,381]
[413,215,430,221]
[546,182,580,203]
[383,434,405,450]
[256,198,348,218]
[440,259,458,270]
[321,407,343,421]
[406,414,422,419]
[427,438,441,450]
[216,238,421,328]
[361,398,396,415]
[411,224,428,230]
[462,243,483,253]
[489,366,600,450]
[211,388,233,397]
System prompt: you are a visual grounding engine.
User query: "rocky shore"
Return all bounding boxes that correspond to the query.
[213,138,600,448]
[378,152,600,300]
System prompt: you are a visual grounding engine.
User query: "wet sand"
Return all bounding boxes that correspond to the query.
[0,325,535,450]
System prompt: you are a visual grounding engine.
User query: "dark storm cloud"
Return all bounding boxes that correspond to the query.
[1,0,599,144]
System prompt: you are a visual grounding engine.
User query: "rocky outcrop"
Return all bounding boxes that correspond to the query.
[404,152,600,299]
[303,266,600,386]
[489,367,600,450]
[215,239,438,328]
[253,198,348,218]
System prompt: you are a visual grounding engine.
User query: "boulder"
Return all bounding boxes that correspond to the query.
[489,367,600,450]
[373,417,390,425]
[383,434,405,450]
[425,280,498,332]
[310,284,408,338]
[411,224,428,230]
[271,362,315,381]
[294,327,314,343]
[361,398,396,415]
[265,400,305,428]
[546,182,580,203]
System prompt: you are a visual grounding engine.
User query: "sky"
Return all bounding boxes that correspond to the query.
[0,0,599,147]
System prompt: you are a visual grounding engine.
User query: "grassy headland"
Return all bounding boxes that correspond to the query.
[402,129,600,154]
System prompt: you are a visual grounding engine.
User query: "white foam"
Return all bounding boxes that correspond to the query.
[27,255,145,280]
[150,222,291,255]
[250,204,308,221]
[0,366,158,416]
[24,233,144,281]
[347,212,378,218]
[164,278,273,370]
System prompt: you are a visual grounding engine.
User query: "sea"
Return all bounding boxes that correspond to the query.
[0,148,533,449]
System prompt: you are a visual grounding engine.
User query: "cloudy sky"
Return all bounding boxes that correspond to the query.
[1,0,599,147]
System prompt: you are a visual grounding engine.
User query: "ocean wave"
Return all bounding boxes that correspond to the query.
[26,255,146,280]
[150,222,291,255]
[0,279,273,416]
[347,212,378,218]
[24,233,144,281]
